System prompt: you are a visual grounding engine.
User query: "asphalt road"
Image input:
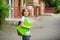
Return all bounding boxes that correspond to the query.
[0,14,60,40]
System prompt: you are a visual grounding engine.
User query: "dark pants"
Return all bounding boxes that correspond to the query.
[22,36,30,40]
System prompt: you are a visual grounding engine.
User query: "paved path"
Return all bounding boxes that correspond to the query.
[0,14,60,40]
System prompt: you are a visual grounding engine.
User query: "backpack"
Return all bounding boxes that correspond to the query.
[17,21,23,36]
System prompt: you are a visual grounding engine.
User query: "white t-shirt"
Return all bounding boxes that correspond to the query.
[21,16,30,23]
[21,16,31,36]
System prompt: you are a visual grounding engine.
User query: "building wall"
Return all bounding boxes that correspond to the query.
[33,0,41,17]
[11,0,42,18]
[33,0,39,4]
[14,0,20,18]
[5,0,42,18]
[6,0,42,18]
[5,0,54,19]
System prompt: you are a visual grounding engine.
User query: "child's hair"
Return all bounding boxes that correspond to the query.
[17,21,21,26]
[22,8,30,16]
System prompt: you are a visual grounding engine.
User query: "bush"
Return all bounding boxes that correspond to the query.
[55,0,60,13]
[0,0,9,30]
[44,0,56,7]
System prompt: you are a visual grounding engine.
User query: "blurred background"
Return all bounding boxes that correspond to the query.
[0,0,60,40]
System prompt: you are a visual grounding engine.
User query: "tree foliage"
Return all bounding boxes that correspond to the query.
[0,0,9,29]
[55,0,60,13]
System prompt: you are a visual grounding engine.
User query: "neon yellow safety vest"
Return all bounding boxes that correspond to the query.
[17,18,31,35]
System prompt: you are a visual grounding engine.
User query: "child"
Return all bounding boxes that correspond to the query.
[18,8,31,40]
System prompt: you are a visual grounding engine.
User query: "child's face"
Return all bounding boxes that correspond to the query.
[24,9,30,17]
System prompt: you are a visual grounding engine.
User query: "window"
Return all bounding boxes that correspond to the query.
[23,0,33,6]
[18,0,21,6]
[6,0,14,18]
[26,0,33,6]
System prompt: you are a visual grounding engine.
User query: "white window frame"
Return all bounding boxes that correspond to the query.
[9,0,14,18]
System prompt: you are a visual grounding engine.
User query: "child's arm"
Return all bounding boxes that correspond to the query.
[20,23,31,29]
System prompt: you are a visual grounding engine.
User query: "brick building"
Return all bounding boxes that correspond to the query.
[5,0,45,19]
[5,0,54,19]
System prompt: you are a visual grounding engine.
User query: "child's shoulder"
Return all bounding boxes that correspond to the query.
[21,16,30,20]
[21,16,25,19]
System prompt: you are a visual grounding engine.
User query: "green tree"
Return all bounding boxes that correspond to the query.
[44,0,56,7]
[0,0,9,30]
[55,0,60,13]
